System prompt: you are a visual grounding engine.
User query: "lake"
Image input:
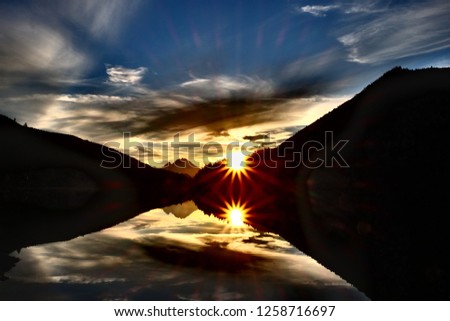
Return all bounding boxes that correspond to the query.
[0,206,367,300]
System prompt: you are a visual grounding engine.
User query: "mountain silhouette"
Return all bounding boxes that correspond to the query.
[163,158,200,177]
[0,116,192,277]
[161,159,199,218]
[193,67,450,300]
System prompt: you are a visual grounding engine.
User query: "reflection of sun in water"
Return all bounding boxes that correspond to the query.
[219,201,250,228]
[228,208,244,226]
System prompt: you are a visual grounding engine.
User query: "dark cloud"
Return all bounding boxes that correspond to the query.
[207,129,230,138]
[140,99,283,138]
[36,95,300,142]
[203,240,230,248]
[243,134,269,141]
[276,125,306,134]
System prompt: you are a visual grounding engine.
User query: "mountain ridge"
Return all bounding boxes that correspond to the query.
[192,66,450,299]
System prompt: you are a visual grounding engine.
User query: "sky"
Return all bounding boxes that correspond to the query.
[1,0,450,165]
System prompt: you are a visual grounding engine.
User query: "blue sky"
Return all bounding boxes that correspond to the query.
[1,0,450,164]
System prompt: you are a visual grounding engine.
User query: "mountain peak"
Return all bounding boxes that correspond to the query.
[163,158,200,177]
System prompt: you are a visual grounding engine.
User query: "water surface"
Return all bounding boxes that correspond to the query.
[1,208,366,300]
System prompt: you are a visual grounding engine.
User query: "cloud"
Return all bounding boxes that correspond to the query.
[60,0,140,40]
[179,75,274,99]
[0,68,345,165]
[243,134,269,141]
[295,1,389,17]
[43,75,279,141]
[337,1,450,64]
[279,48,347,93]
[295,5,340,17]
[342,0,388,14]
[104,97,289,140]
[0,16,88,90]
[0,91,345,160]
[106,65,148,85]
[139,236,268,273]
[0,0,142,94]
[8,94,133,104]
[0,94,134,131]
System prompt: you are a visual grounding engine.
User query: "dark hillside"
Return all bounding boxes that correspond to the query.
[0,116,192,277]
[193,67,450,299]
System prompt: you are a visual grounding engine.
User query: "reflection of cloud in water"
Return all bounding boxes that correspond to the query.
[241,233,301,254]
[1,209,367,300]
[139,236,267,273]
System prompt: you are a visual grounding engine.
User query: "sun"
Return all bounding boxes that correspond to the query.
[228,208,244,226]
[227,151,247,171]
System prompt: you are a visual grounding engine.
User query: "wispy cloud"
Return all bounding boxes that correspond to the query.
[295,5,340,17]
[342,0,388,14]
[7,94,134,104]
[60,0,141,40]
[338,1,450,64]
[295,1,389,17]
[280,48,341,82]
[0,16,88,90]
[106,66,148,85]
[179,75,274,99]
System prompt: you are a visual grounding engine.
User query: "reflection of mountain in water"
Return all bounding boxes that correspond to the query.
[193,67,450,300]
[162,201,198,219]
[0,115,192,277]
[162,159,200,218]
